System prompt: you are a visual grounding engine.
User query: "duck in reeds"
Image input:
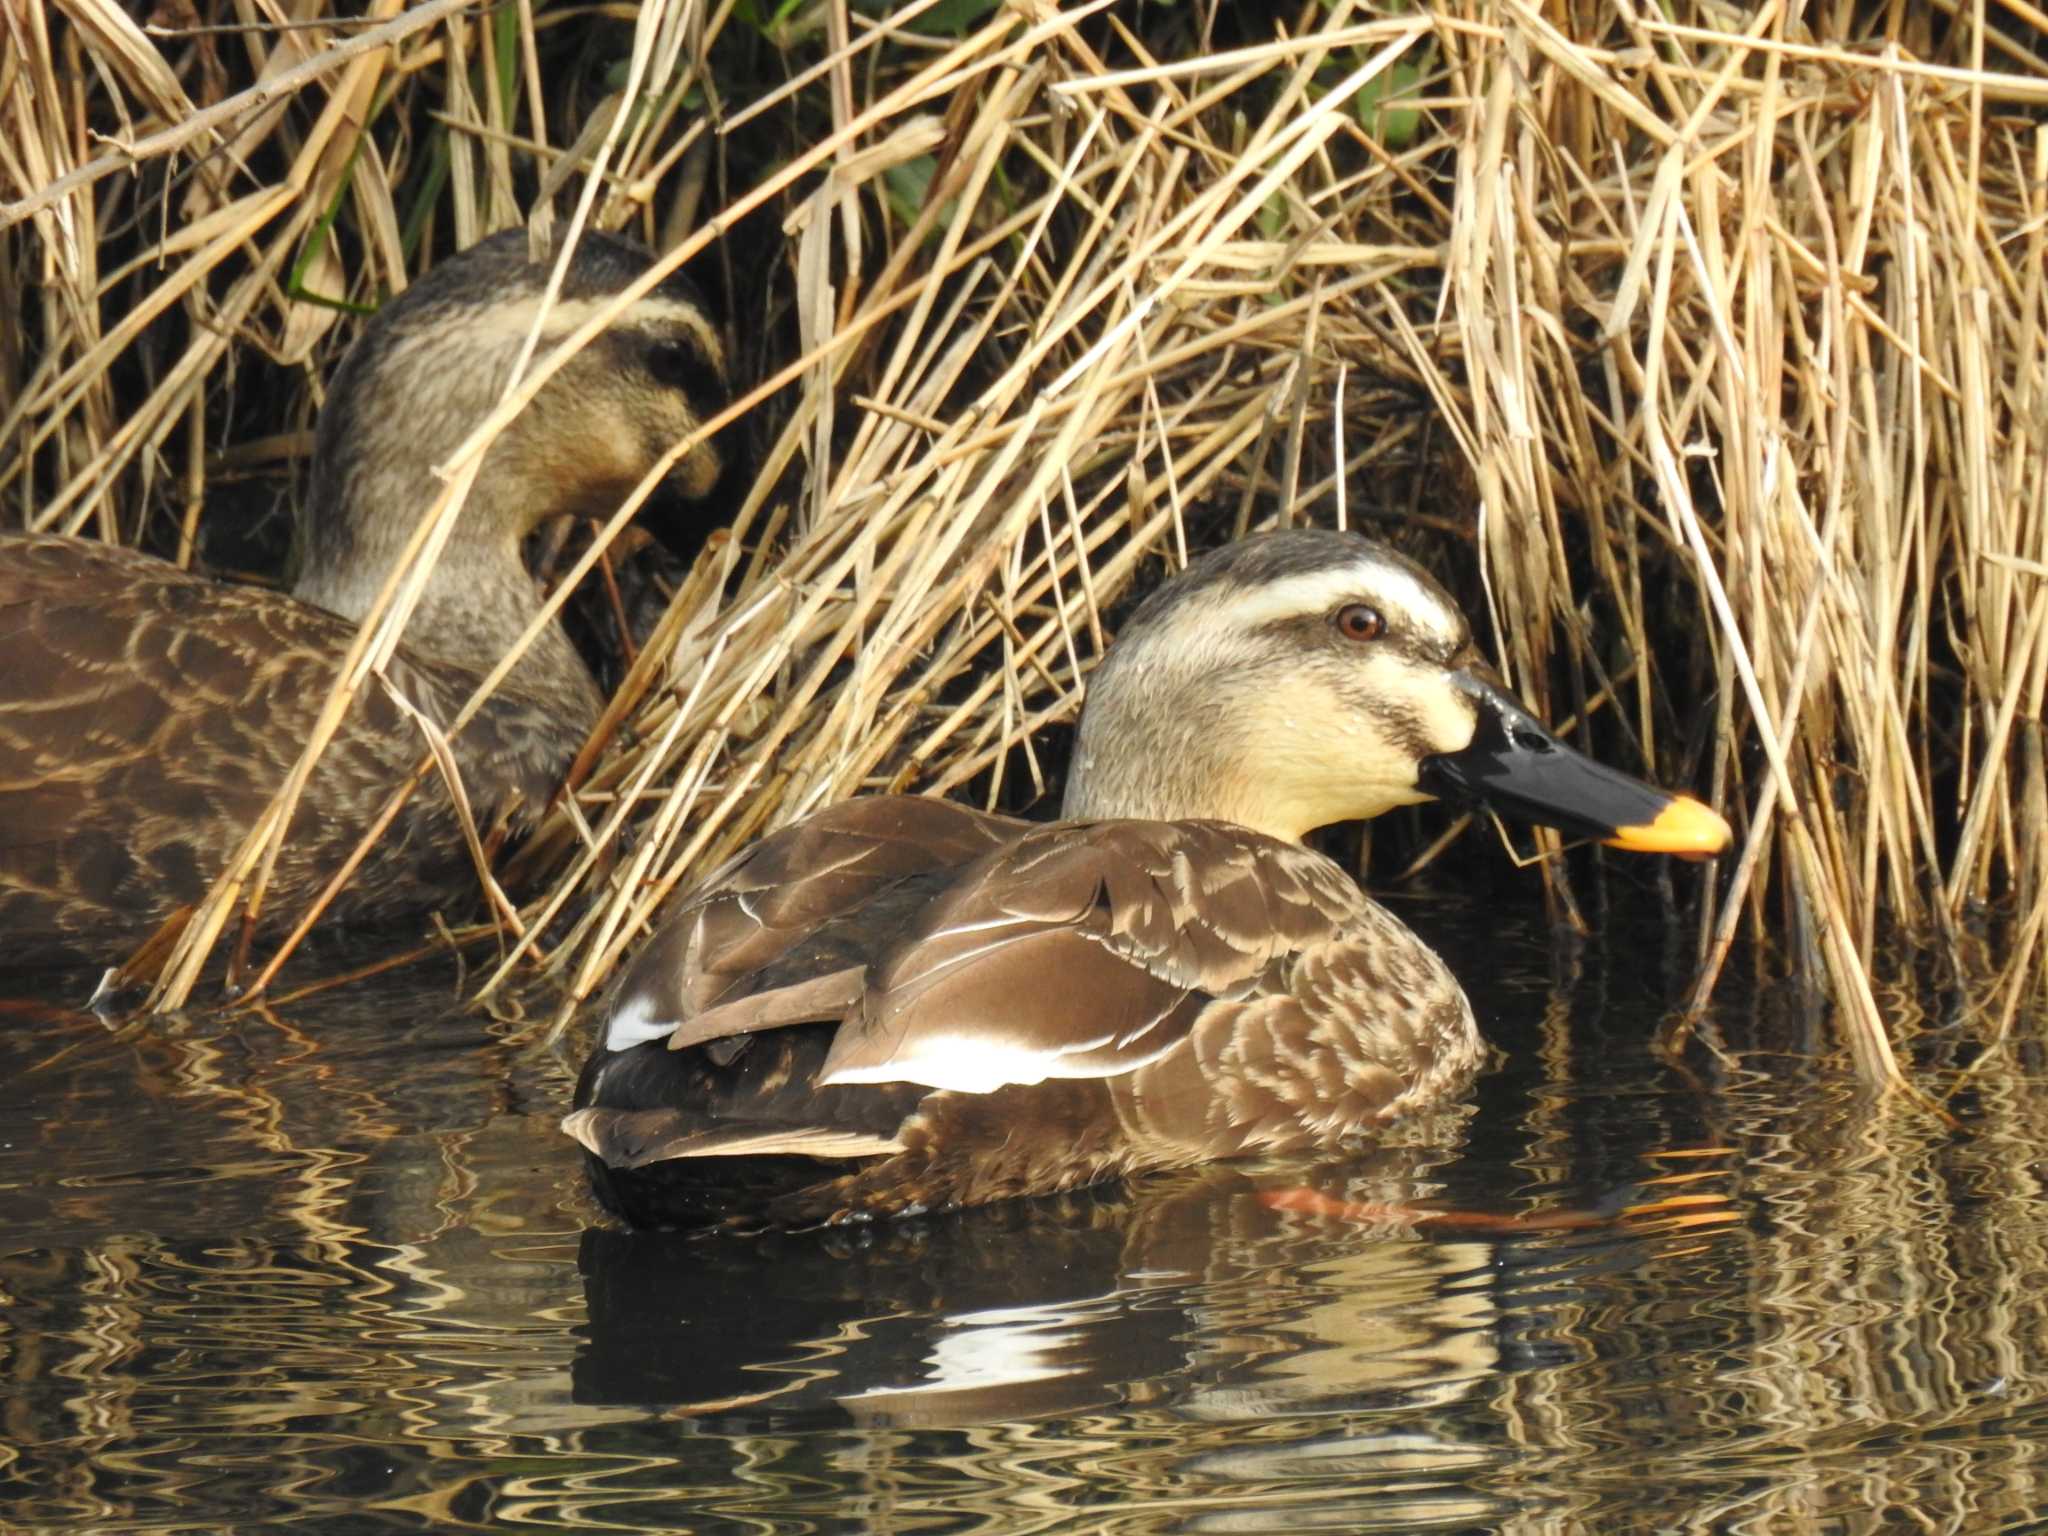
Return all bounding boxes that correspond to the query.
[0,229,727,968]
[566,529,1731,1230]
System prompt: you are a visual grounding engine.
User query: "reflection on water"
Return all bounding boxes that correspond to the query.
[3,898,2046,1533]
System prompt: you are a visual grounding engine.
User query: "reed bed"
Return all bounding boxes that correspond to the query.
[7,3,2048,1079]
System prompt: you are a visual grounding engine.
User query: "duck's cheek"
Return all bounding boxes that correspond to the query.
[624,384,721,500]
[1357,655,1483,763]
[1224,714,1419,834]
[672,432,723,499]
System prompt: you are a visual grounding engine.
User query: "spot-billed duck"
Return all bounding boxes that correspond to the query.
[0,229,726,967]
[566,530,1729,1229]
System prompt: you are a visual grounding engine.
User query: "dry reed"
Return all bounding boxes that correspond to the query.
[7,2,2048,1083]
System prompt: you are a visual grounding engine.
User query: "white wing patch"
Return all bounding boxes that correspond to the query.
[819,1024,1183,1093]
[605,989,678,1052]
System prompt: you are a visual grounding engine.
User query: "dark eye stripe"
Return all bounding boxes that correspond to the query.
[643,335,726,412]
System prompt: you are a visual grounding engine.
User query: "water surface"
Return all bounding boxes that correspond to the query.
[3,894,2043,1533]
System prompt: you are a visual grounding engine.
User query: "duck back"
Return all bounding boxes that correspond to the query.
[0,533,572,966]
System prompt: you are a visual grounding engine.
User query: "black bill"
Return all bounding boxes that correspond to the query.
[1418,675,1731,857]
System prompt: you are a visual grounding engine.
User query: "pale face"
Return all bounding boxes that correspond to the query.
[290,232,731,700]
[439,287,729,532]
[1063,536,1490,841]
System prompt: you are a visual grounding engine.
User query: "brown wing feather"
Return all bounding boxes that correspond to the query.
[575,813,1485,1226]
[599,795,1024,1050]
[561,1106,905,1168]
[816,820,1375,1091]
[0,534,574,961]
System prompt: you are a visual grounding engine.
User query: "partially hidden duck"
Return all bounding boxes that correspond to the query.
[0,229,727,968]
[567,529,1731,1229]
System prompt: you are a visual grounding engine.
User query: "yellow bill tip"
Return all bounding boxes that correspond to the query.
[1603,795,1732,858]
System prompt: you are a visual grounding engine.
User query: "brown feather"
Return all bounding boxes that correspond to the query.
[0,535,567,959]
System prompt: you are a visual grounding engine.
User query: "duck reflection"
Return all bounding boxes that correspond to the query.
[572,1126,1722,1431]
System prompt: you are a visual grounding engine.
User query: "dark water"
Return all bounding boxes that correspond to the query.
[3,894,2044,1534]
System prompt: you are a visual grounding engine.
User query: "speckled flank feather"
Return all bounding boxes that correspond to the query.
[0,229,727,966]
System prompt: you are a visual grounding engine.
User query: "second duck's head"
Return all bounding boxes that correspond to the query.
[1064,528,1729,856]
[294,228,727,642]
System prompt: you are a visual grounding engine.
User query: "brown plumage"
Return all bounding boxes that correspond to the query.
[567,530,1732,1230]
[0,229,727,967]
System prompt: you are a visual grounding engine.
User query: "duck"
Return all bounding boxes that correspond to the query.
[565,528,1731,1231]
[0,228,728,968]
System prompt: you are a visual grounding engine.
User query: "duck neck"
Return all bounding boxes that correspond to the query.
[292,456,603,731]
[1059,650,1423,845]
[1062,755,1313,844]
[1060,696,1317,843]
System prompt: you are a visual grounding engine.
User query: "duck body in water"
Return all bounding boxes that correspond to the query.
[567,529,1731,1230]
[0,230,727,968]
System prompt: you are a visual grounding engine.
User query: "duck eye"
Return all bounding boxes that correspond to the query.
[1335,603,1385,642]
[644,336,723,405]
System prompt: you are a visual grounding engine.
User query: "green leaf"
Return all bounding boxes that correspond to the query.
[1354,57,1426,149]
[852,0,1004,34]
[884,154,957,234]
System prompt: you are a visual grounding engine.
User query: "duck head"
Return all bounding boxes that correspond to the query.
[1063,528,1730,855]
[292,229,728,711]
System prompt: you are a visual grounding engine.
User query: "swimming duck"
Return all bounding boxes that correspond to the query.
[565,529,1730,1230]
[0,229,727,968]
